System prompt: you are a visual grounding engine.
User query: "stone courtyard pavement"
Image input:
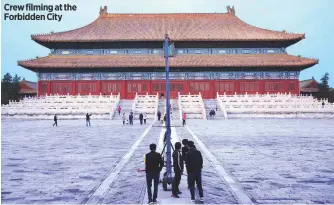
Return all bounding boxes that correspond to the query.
[1,118,333,204]
[187,119,334,204]
[1,119,150,203]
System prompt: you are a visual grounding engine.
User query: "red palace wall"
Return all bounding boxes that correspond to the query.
[38,79,300,99]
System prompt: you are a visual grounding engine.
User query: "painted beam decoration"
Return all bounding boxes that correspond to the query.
[38,71,300,81]
[51,48,286,56]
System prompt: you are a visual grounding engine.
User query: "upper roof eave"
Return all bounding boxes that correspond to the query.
[30,7,305,46]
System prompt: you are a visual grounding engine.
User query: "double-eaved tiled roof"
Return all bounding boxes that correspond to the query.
[18,54,318,71]
[32,8,304,43]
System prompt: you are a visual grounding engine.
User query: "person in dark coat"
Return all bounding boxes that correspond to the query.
[322,102,325,108]
[145,144,164,204]
[86,113,92,126]
[139,113,144,125]
[181,139,189,163]
[163,114,166,123]
[117,106,121,115]
[129,114,133,125]
[212,109,216,119]
[172,142,184,198]
[209,110,212,119]
[186,141,204,202]
[157,110,161,121]
[53,114,58,127]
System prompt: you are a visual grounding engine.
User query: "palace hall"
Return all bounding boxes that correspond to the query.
[18,6,318,99]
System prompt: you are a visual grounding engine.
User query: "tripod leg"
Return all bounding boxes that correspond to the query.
[171,144,175,151]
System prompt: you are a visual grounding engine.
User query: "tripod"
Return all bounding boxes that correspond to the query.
[160,140,175,191]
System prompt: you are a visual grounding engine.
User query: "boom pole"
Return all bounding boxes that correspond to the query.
[164,34,172,179]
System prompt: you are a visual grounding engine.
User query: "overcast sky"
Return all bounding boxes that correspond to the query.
[1,0,333,86]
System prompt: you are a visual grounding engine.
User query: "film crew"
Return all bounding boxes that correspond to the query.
[186,141,204,203]
[181,139,189,163]
[53,114,58,127]
[182,139,190,189]
[172,142,183,198]
[145,144,164,204]
[86,113,92,126]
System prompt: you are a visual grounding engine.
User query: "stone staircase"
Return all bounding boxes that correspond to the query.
[112,99,133,120]
[203,99,225,119]
[156,99,165,121]
[171,99,180,120]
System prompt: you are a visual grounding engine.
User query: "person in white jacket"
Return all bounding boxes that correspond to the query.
[122,113,126,125]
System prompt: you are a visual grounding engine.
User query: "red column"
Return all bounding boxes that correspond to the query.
[122,81,127,99]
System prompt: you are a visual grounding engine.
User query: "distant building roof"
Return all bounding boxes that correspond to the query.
[19,80,37,94]
[300,77,319,93]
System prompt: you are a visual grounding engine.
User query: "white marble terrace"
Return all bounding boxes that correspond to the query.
[2,92,334,120]
[178,92,206,119]
[131,93,159,119]
[1,93,120,119]
[217,92,334,118]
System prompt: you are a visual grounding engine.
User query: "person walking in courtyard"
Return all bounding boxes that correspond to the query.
[216,104,218,111]
[182,113,187,126]
[130,109,134,116]
[144,112,147,124]
[157,110,161,121]
[122,113,126,125]
[117,105,121,115]
[209,110,213,119]
[172,142,183,198]
[186,141,204,203]
[53,114,58,127]
[212,109,216,119]
[86,113,92,126]
[129,113,133,125]
[145,144,164,204]
[139,113,144,125]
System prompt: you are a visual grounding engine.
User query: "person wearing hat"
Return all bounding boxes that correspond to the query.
[145,143,164,204]
[186,141,204,203]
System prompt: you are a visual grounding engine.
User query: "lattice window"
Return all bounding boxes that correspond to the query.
[40,83,48,94]
[177,84,183,92]
[152,84,159,91]
[52,83,72,94]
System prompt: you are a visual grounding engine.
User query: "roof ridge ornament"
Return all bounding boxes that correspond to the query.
[227,6,235,15]
[99,6,108,16]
